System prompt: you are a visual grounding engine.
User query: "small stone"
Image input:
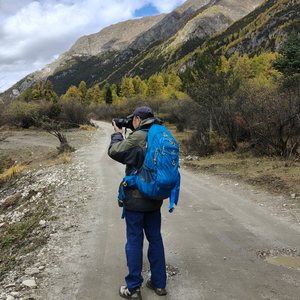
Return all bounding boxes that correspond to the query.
[0,223,4,228]
[25,267,40,275]
[22,279,37,288]
[291,194,296,199]
[5,284,16,288]
[6,296,15,300]
[10,292,20,297]
[39,220,46,226]
[39,266,45,270]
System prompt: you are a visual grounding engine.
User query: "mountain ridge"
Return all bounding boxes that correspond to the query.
[4,0,291,98]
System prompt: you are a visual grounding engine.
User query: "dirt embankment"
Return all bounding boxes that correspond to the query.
[0,128,97,300]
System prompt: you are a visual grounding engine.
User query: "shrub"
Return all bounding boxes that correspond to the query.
[91,103,119,121]
[0,102,8,126]
[234,83,300,157]
[209,130,229,153]
[59,99,90,127]
[182,131,212,156]
[161,97,200,132]
[42,118,75,154]
[8,101,40,128]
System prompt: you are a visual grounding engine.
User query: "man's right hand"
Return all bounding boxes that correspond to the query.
[113,121,123,134]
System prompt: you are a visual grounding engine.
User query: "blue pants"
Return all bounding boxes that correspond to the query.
[125,208,166,291]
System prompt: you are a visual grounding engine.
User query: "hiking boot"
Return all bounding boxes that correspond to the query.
[146,279,167,296]
[119,286,142,300]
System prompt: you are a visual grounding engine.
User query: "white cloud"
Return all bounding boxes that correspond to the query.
[0,0,186,92]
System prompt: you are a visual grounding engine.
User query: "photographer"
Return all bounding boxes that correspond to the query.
[108,106,167,300]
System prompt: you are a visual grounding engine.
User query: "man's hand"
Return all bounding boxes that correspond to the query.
[113,121,123,134]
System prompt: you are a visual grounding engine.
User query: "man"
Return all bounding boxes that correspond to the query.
[108,106,167,300]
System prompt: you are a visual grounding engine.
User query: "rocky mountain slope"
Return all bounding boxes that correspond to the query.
[3,0,265,97]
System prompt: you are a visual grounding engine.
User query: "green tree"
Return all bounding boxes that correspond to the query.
[272,30,300,76]
[91,85,104,105]
[120,77,135,97]
[20,87,32,102]
[62,85,82,101]
[42,80,58,102]
[238,54,254,81]
[78,81,87,103]
[168,72,182,90]
[137,81,148,96]
[85,88,94,105]
[131,76,142,94]
[45,80,53,91]
[102,83,113,104]
[31,80,44,101]
[147,75,164,96]
[185,43,241,150]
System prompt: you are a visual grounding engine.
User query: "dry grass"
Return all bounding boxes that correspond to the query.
[79,124,96,131]
[58,151,72,164]
[0,163,25,183]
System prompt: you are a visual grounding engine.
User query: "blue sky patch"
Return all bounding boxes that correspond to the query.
[134,4,159,17]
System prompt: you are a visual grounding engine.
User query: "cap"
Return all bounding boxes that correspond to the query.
[127,106,154,120]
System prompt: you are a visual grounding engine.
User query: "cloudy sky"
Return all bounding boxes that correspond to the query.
[0,0,186,92]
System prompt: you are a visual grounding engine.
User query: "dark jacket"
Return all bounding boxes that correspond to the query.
[108,117,163,212]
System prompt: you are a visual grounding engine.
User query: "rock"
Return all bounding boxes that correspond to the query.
[5,284,15,289]
[22,279,37,288]
[10,292,19,297]
[25,267,40,275]
[6,296,15,300]
[39,220,46,226]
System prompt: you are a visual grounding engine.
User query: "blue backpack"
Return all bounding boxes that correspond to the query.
[118,124,180,215]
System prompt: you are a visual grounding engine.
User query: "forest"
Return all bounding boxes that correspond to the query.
[1,31,300,163]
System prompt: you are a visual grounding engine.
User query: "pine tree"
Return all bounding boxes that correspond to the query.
[45,80,54,91]
[20,87,32,102]
[272,30,300,76]
[78,81,87,103]
[168,72,182,90]
[147,75,164,96]
[42,80,58,102]
[156,75,165,94]
[62,85,82,100]
[91,85,104,105]
[105,88,113,104]
[85,88,94,105]
[102,83,113,104]
[31,80,44,101]
[120,77,135,97]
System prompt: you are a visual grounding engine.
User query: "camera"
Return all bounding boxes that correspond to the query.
[112,118,134,130]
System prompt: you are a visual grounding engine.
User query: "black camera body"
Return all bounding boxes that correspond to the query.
[112,118,134,130]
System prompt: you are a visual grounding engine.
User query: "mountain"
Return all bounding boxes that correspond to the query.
[2,0,280,98]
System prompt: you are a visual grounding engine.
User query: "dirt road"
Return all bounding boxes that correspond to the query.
[40,120,299,300]
[3,121,299,299]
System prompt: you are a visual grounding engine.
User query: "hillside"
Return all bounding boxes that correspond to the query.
[1,0,265,98]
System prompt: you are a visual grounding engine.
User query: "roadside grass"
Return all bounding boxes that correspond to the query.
[79,124,97,131]
[57,151,72,164]
[0,204,51,278]
[0,163,25,183]
[168,125,300,201]
[0,127,95,279]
